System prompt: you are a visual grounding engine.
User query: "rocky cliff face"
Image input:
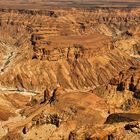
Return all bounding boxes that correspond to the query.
[0,8,140,90]
[0,8,140,140]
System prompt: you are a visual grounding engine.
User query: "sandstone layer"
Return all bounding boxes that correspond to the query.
[0,7,139,140]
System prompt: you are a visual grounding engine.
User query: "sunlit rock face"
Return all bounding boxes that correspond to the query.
[0,6,140,140]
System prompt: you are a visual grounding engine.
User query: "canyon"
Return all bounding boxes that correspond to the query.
[0,4,139,140]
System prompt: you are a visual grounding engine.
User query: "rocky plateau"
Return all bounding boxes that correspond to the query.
[0,3,140,140]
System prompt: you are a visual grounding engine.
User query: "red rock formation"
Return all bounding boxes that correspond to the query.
[0,7,140,140]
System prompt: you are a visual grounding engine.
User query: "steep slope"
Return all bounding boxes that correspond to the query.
[0,8,140,140]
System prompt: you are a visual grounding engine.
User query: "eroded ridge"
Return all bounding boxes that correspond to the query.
[0,7,140,140]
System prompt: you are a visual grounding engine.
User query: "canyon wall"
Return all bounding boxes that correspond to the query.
[0,8,140,92]
[0,8,140,140]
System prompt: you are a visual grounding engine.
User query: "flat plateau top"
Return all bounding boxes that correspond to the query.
[0,0,140,9]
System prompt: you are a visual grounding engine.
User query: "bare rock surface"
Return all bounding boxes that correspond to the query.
[0,4,140,140]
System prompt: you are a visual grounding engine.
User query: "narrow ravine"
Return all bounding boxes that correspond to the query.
[0,43,17,75]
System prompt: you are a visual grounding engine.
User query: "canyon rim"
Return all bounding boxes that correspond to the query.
[0,0,140,140]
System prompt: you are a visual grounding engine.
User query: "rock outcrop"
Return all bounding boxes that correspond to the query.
[0,6,140,140]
